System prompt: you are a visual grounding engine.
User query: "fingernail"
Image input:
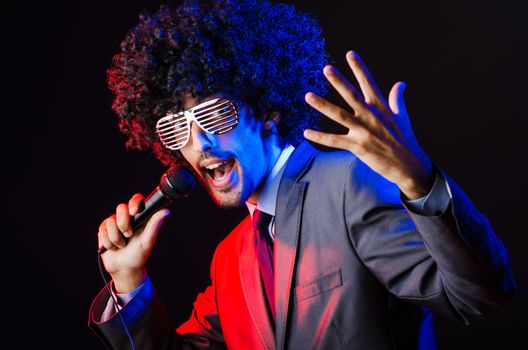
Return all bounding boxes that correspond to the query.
[305,93,315,103]
[124,231,132,238]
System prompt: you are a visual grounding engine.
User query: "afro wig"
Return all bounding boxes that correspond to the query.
[107,0,328,165]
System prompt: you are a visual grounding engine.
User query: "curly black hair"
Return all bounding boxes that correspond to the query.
[107,0,328,165]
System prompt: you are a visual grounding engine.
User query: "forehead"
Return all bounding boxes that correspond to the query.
[182,92,226,110]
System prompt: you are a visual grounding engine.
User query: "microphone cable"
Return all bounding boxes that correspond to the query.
[97,253,136,350]
[92,165,195,349]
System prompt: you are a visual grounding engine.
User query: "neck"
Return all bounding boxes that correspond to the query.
[247,138,284,205]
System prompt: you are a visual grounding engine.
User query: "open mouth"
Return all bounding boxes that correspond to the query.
[202,158,236,188]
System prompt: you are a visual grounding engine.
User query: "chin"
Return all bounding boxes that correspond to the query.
[210,190,247,209]
[200,178,246,208]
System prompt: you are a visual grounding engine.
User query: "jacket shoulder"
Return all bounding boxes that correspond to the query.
[292,141,358,175]
[295,141,401,205]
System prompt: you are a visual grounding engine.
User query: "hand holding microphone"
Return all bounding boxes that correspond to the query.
[97,165,196,293]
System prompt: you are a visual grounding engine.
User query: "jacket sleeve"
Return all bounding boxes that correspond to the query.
[88,245,226,349]
[344,158,516,324]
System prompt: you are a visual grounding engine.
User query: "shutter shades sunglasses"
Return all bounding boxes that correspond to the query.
[156,98,239,150]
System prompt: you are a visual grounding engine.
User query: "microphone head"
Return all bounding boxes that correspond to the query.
[159,165,197,199]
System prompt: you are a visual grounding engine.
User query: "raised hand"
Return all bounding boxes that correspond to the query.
[304,51,435,200]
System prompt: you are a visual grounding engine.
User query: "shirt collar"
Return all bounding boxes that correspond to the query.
[246,144,295,219]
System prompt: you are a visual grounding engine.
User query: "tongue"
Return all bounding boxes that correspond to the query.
[213,166,225,179]
[212,161,234,179]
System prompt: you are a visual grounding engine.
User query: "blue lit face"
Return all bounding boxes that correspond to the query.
[179,94,282,208]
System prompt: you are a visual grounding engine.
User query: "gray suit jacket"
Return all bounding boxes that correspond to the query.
[89,141,515,349]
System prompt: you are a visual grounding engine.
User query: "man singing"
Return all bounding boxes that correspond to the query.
[89,1,515,349]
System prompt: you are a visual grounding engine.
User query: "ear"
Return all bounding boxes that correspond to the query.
[263,111,281,130]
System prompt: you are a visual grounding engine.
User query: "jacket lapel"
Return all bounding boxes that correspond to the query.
[239,217,276,350]
[274,142,317,350]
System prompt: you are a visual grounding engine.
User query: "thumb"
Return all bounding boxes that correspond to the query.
[139,208,170,250]
[388,81,407,115]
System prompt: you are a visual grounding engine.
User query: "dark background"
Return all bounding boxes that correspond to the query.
[4,0,526,348]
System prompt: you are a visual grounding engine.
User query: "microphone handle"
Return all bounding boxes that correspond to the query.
[97,186,173,255]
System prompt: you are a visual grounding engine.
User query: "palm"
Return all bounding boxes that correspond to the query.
[304,51,434,199]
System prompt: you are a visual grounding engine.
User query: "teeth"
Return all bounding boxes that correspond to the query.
[205,161,226,170]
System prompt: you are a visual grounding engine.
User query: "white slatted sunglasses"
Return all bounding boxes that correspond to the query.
[156,98,239,150]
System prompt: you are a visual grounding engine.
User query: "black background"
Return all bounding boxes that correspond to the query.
[4,0,527,348]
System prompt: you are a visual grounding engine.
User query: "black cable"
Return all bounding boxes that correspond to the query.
[97,254,137,350]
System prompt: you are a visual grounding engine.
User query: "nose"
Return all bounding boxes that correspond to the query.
[188,121,214,152]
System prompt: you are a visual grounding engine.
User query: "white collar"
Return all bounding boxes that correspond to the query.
[246,144,295,219]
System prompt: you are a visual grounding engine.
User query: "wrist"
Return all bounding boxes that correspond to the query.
[398,162,436,200]
[111,268,147,294]
[400,181,432,200]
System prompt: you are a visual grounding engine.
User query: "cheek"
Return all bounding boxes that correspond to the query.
[236,144,267,182]
[180,150,200,174]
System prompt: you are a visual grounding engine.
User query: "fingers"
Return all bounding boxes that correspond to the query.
[303,123,375,156]
[321,64,390,133]
[98,224,116,251]
[98,193,145,251]
[116,204,132,238]
[346,51,386,107]
[304,130,356,151]
[388,82,407,115]
[322,65,364,114]
[98,218,119,251]
[128,193,145,216]
[305,92,363,130]
[106,215,127,249]
[139,209,170,251]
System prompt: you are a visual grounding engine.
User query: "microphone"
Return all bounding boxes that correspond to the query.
[98,165,196,255]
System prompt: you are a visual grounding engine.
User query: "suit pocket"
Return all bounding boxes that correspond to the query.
[295,269,343,302]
